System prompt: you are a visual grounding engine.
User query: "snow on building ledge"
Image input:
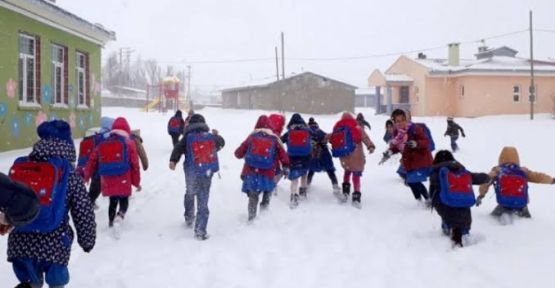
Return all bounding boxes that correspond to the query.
[0,0,116,45]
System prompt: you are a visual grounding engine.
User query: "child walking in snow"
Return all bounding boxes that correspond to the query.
[307,117,340,194]
[85,117,142,227]
[429,150,490,247]
[281,113,313,208]
[170,114,225,240]
[7,120,96,287]
[444,117,465,152]
[330,113,375,207]
[477,146,555,219]
[168,110,186,146]
[383,119,394,144]
[235,115,289,221]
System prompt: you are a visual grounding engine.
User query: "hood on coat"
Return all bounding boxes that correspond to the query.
[175,110,183,118]
[29,138,77,163]
[341,112,355,121]
[100,117,115,134]
[268,113,285,135]
[498,146,520,166]
[287,113,307,129]
[112,117,131,134]
[255,115,272,130]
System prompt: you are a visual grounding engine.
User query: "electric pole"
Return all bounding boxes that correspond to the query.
[529,10,535,120]
[187,65,192,109]
[281,32,285,79]
[275,46,280,81]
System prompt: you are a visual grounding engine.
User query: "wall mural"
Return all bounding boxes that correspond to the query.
[49,112,58,121]
[69,112,76,128]
[11,117,20,138]
[0,102,6,127]
[6,79,16,98]
[24,112,33,127]
[42,84,52,104]
[35,111,47,127]
[79,117,85,130]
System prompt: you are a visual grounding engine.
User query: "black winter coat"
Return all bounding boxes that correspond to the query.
[429,161,489,230]
[445,121,465,137]
[0,173,40,227]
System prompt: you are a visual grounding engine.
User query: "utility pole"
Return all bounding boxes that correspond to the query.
[275,46,280,81]
[281,32,285,79]
[529,10,535,120]
[187,65,192,109]
[118,47,134,87]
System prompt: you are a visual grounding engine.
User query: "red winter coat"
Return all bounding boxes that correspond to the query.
[391,123,433,171]
[268,114,285,136]
[85,118,141,197]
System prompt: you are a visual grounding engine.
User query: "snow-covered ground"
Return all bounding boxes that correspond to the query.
[1,107,555,287]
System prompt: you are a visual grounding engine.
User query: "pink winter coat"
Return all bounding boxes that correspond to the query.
[334,113,375,173]
[85,117,141,197]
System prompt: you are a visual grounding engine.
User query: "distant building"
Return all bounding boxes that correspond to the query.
[0,0,115,152]
[368,44,555,117]
[221,72,357,115]
[355,88,376,108]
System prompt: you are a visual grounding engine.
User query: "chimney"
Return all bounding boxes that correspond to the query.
[448,43,460,66]
[478,45,488,53]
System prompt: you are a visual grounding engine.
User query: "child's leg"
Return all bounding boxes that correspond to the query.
[88,174,101,205]
[194,176,212,237]
[343,170,352,184]
[118,197,130,217]
[12,258,43,287]
[184,172,196,224]
[247,192,260,220]
[290,179,300,195]
[300,175,308,189]
[44,263,69,288]
[108,197,119,224]
[407,182,429,200]
[260,192,271,208]
[326,170,339,186]
[307,171,315,186]
[352,173,361,192]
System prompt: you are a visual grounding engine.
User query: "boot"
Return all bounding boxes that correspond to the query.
[341,183,351,202]
[260,192,271,211]
[332,184,341,195]
[248,193,259,221]
[517,206,532,218]
[352,192,362,208]
[299,187,308,200]
[451,228,463,247]
[290,193,299,209]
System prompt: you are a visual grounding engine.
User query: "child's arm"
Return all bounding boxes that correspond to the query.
[69,174,96,252]
[361,130,375,153]
[478,167,500,197]
[471,172,490,185]
[457,124,466,137]
[234,137,249,159]
[522,167,553,184]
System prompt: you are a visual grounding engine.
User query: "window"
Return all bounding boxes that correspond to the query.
[459,85,465,99]
[513,85,520,102]
[51,44,67,106]
[529,84,538,104]
[18,34,39,105]
[76,52,89,107]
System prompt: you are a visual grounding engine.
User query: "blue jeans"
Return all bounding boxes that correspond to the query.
[450,135,459,152]
[12,258,69,287]
[184,171,213,236]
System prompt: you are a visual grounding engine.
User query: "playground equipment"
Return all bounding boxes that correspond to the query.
[144,76,188,112]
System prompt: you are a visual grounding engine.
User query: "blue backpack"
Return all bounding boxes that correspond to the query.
[245,133,276,169]
[438,167,476,208]
[286,129,312,157]
[494,164,528,209]
[186,132,220,176]
[409,123,435,151]
[9,157,71,233]
[168,117,182,134]
[97,134,130,176]
[330,126,356,158]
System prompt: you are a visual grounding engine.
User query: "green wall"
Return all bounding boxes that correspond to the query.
[0,7,103,152]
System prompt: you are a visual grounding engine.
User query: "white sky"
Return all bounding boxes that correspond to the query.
[57,0,555,90]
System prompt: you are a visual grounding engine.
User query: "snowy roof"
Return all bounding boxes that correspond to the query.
[221,71,358,93]
[413,55,555,75]
[384,74,413,82]
[0,0,116,45]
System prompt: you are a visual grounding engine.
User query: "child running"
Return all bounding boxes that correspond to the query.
[307,117,340,195]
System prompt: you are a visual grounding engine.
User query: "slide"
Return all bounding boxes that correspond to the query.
[142,97,161,111]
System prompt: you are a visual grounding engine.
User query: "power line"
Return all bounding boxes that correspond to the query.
[534,28,555,33]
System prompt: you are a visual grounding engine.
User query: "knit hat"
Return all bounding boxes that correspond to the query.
[175,110,183,118]
[37,120,74,146]
[433,150,455,165]
[255,115,272,129]
[447,117,454,122]
[188,114,206,125]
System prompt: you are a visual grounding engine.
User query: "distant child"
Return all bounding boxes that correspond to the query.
[429,150,490,247]
[268,113,286,184]
[281,113,313,208]
[77,116,114,208]
[131,129,149,172]
[235,115,289,221]
[330,113,375,207]
[477,146,555,219]
[7,120,96,287]
[444,117,465,152]
[383,119,394,144]
[168,110,186,146]
[307,117,340,195]
[169,114,225,240]
[85,117,142,227]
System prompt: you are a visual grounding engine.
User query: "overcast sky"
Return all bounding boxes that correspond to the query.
[57,0,555,91]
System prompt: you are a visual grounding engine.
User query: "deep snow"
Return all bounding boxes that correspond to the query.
[1,107,554,288]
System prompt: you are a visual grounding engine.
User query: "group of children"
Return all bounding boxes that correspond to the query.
[380,109,555,247]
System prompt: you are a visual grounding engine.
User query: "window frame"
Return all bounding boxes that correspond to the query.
[513,85,521,103]
[51,44,67,107]
[76,52,88,108]
[18,33,39,106]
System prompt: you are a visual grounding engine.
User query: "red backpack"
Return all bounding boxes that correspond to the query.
[286,129,312,157]
[97,135,130,176]
[168,117,182,134]
[245,134,276,169]
[78,135,96,168]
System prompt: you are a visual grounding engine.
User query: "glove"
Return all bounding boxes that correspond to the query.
[552,178,555,184]
[379,150,392,165]
[83,246,93,253]
[282,167,290,179]
[476,195,484,207]
[368,146,375,154]
[406,140,417,149]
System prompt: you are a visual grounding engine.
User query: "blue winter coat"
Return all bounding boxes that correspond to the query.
[308,126,335,172]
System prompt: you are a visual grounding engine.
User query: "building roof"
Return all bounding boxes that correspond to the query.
[0,0,116,45]
[367,69,413,87]
[221,71,358,93]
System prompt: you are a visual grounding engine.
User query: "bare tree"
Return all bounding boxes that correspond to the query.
[145,59,161,85]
